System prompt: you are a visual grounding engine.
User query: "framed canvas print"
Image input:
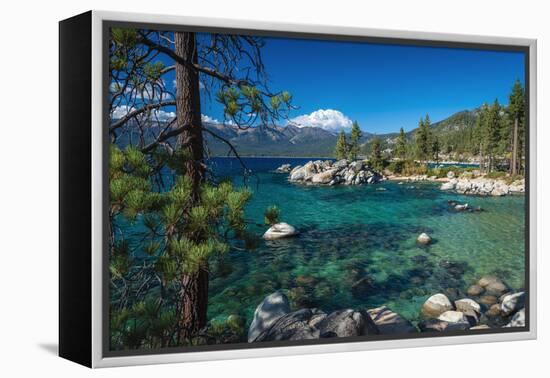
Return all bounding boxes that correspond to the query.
[59,10,537,368]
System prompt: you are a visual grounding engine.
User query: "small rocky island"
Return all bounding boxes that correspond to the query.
[285,159,385,186]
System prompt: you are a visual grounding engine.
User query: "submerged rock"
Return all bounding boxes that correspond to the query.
[455,203,469,211]
[263,222,298,240]
[467,284,485,296]
[421,293,454,318]
[367,306,417,334]
[477,276,509,297]
[417,233,432,245]
[351,276,377,299]
[248,292,290,342]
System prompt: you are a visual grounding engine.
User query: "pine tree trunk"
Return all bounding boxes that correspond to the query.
[511,117,518,176]
[174,31,209,341]
[479,143,484,174]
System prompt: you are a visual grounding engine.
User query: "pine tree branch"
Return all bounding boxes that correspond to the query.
[137,33,254,89]
[110,100,177,132]
[201,126,250,173]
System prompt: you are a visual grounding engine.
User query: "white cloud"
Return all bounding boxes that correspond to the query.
[152,109,176,121]
[111,105,135,119]
[201,114,235,126]
[201,114,221,124]
[289,109,353,132]
[111,105,175,121]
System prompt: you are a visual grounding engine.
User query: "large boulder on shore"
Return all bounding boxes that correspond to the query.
[333,159,349,170]
[317,309,368,338]
[500,292,525,316]
[421,293,454,318]
[454,298,481,315]
[509,179,525,193]
[441,180,457,191]
[504,308,525,328]
[248,292,290,342]
[477,276,509,297]
[438,310,473,328]
[263,222,298,240]
[467,284,485,296]
[253,308,324,342]
[418,318,469,332]
[367,306,417,334]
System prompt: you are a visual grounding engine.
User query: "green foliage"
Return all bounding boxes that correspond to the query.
[111,28,138,48]
[426,165,475,178]
[109,145,253,350]
[334,131,349,160]
[143,61,165,82]
[431,135,440,163]
[368,137,385,171]
[387,159,428,176]
[264,205,281,226]
[415,115,432,162]
[485,171,507,179]
[348,121,363,161]
[394,127,407,159]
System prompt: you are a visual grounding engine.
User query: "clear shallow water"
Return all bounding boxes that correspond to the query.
[207,157,525,325]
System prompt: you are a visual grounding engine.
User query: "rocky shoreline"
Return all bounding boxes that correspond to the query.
[274,161,525,196]
[440,177,525,196]
[246,275,525,342]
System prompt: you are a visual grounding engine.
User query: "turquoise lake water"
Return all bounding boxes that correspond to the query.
[206,157,526,326]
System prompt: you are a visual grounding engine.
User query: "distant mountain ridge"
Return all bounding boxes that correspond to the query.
[204,109,478,157]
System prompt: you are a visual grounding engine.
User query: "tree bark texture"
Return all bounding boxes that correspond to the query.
[174,31,209,341]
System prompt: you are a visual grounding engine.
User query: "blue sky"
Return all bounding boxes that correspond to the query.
[252,38,525,133]
[118,32,525,134]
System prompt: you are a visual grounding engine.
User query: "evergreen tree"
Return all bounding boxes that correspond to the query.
[109,145,251,348]
[474,103,489,172]
[335,130,349,160]
[508,79,525,175]
[485,100,503,172]
[109,27,294,345]
[432,135,440,164]
[369,137,384,171]
[348,121,363,161]
[415,116,430,162]
[395,127,407,159]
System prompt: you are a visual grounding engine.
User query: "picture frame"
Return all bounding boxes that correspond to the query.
[59,10,537,368]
